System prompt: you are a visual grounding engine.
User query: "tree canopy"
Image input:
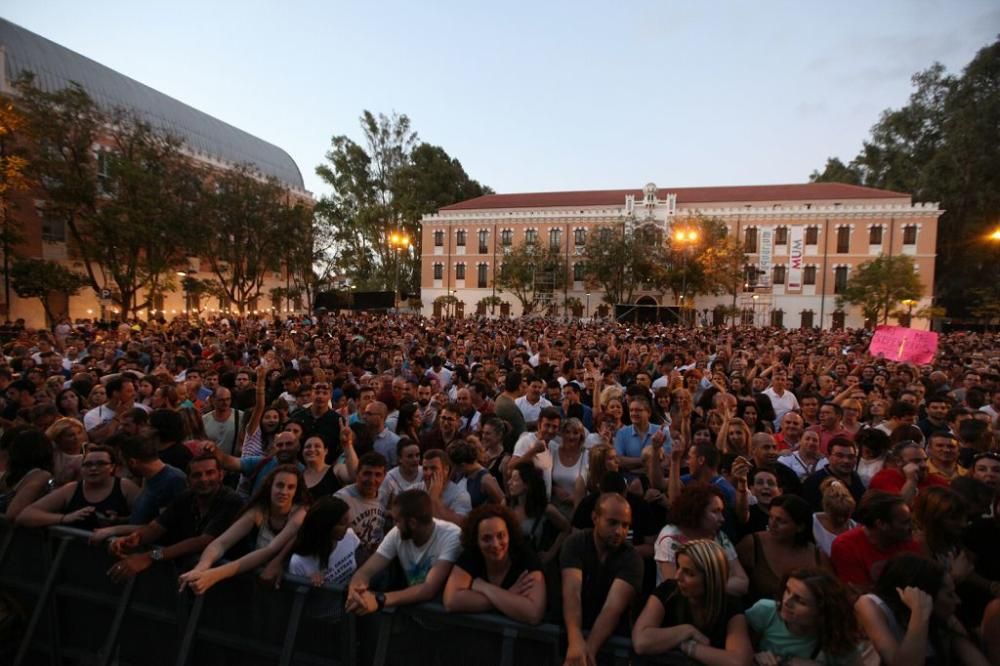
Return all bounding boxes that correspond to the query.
[315,111,490,291]
[810,38,1000,317]
[835,255,923,325]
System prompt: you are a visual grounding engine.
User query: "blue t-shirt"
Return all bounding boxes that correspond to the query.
[680,472,737,507]
[614,423,672,458]
[129,464,187,525]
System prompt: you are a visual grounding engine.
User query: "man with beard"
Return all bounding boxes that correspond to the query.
[336,452,390,563]
[419,403,464,453]
[102,455,243,581]
[292,381,342,462]
[415,379,438,432]
[206,430,303,497]
[801,437,866,512]
[345,488,460,614]
[561,493,643,666]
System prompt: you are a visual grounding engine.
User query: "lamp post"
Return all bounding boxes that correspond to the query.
[586,291,591,319]
[901,298,917,327]
[389,232,410,311]
[673,228,699,325]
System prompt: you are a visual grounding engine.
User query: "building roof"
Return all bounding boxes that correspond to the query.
[440,182,910,211]
[0,18,305,190]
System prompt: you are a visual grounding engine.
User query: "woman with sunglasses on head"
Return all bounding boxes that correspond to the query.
[633,539,753,665]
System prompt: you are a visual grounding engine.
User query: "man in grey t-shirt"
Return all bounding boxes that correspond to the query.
[335,451,389,563]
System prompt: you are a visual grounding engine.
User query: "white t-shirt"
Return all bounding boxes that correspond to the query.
[653,524,738,584]
[289,528,360,587]
[375,518,461,586]
[515,395,552,424]
[513,432,556,498]
[549,441,588,498]
[379,466,424,507]
[763,388,800,429]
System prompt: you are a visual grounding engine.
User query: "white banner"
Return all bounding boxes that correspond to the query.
[787,226,804,291]
[758,228,773,287]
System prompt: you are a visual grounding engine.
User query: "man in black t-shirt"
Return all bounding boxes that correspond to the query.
[102,455,243,581]
[561,493,643,666]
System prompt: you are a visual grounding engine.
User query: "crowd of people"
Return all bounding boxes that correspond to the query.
[1,312,999,665]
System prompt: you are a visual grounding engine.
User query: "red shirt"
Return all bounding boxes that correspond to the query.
[830,526,921,588]
[868,468,949,495]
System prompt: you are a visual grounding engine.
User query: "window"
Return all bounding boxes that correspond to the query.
[869,226,883,245]
[477,263,488,288]
[832,311,846,330]
[834,266,848,293]
[478,230,489,254]
[525,229,537,246]
[501,229,513,247]
[805,227,818,245]
[96,151,113,195]
[599,228,613,245]
[549,228,562,250]
[770,309,784,328]
[772,265,786,285]
[574,228,587,246]
[456,230,467,247]
[455,263,465,280]
[801,310,815,328]
[744,227,758,253]
[774,226,788,245]
[836,226,850,253]
[803,265,817,285]
[741,309,754,325]
[433,230,444,247]
[433,263,443,280]
[38,207,66,243]
[903,225,917,245]
[743,265,760,290]
[573,263,585,282]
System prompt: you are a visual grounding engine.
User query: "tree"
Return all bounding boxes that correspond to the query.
[0,97,31,318]
[582,225,668,306]
[315,112,490,290]
[15,76,200,319]
[10,258,87,324]
[199,164,305,314]
[836,255,923,325]
[494,242,565,314]
[660,216,745,305]
[808,39,1000,316]
[809,157,863,185]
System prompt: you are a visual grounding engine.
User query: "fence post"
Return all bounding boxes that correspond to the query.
[13,535,69,666]
[96,575,137,666]
[174,593,204,666]
[277,585,309,666]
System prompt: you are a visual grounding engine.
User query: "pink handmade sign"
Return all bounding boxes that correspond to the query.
[868,325,939,364]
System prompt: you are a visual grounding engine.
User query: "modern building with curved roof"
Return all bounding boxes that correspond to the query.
[0,17,306,192]
[0,18,312,326]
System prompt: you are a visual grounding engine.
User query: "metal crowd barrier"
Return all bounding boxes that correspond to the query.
[0,518,675,666]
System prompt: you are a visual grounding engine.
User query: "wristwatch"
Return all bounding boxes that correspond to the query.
[374,591,386,611]
[150,547,164,562]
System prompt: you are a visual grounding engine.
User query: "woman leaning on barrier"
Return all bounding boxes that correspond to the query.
[178,464,309,594]
[0,428,54,520]
[442,503,545,624]
[632,539,753,665]
[15,444,140,530]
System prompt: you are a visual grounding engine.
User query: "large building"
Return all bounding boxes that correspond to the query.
[0,18,312,327]
[420,182,941,328]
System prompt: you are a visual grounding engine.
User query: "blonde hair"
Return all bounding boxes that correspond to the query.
[45,417,85,445]
[676,539,729,629]
[819,477,855,518]
[598,386,624,411]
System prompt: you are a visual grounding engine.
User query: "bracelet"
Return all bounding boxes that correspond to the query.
[683,640,695,657]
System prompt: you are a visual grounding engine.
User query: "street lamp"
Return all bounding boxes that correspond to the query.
[389,232,411,311]
[673,228,699,325]
[901,298,917,327]
[586,291,591,319]
[990,228,1000,242]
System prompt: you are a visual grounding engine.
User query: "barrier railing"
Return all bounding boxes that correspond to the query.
[0,518,673,666]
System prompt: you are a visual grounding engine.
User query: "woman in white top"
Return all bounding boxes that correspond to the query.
[549,418,588,513]
[811,477,857,557]
[179,465,308,594]
[289,496,360,587]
